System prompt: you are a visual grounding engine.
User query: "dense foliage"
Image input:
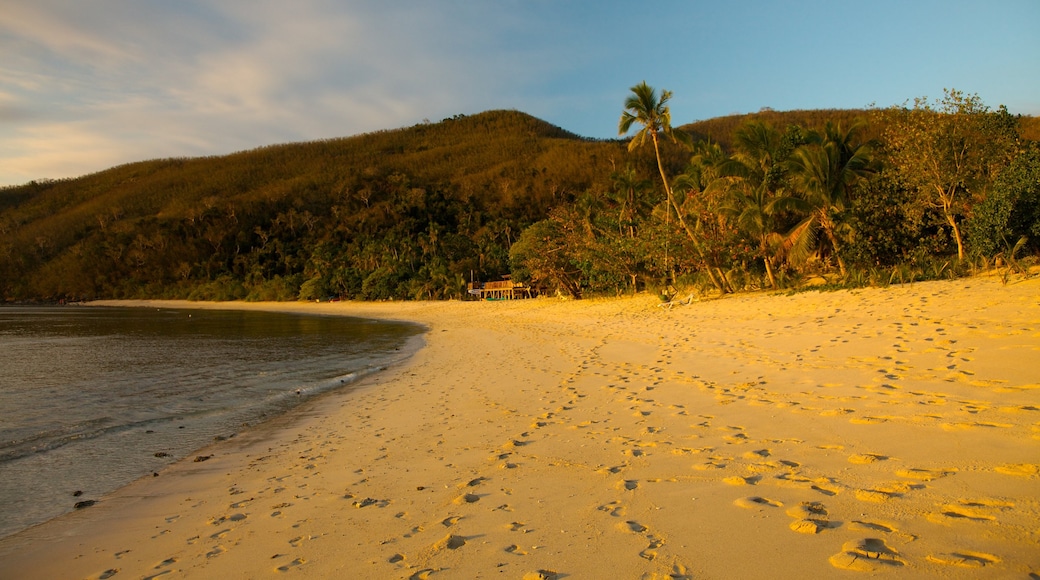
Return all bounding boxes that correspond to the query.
[2,97,1036,303]
[511,88,1037,298]
[1,111,643,301]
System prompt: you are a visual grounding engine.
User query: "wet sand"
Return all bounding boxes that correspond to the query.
[1,277,1037,579]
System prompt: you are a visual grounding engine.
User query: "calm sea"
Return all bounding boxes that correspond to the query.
[0,305,422,539]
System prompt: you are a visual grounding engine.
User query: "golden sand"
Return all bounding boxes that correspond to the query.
[1,277,1037,579]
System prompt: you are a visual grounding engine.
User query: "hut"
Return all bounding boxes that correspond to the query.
[467,276,533,300]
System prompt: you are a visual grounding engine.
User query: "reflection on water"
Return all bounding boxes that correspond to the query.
[0,305,422,539]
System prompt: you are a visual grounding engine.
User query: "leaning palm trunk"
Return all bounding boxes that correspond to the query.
[818,213,847,277]
[651,133,728,293]
[760,238,778,289]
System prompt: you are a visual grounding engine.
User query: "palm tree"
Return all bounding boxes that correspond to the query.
[673,140,737,293]
[619,82,729,292]
[781,122,874,277]
[719,121,786,288]
[619,81,690,226]
[609,167,651,238]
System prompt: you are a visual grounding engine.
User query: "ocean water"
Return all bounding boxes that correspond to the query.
[0,305,423,539]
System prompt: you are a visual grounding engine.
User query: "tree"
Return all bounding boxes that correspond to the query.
[509,217,584,299]
[674,140,737,292]
[966,143,1040,257]
[781,122,875,276]
[619,82,687,221]
[719,121,788,288]
[608,166,652,238]
[619,82,728,292]
[880,89,1018,260]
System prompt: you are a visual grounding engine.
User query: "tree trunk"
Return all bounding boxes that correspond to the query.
[763,255,777,289]
[946,210,965,261]
[652,134,727,294]
[822,226,847,277]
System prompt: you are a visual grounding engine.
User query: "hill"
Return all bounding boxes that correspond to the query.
[2,107,1035,302]
[0,111,648,301]
[680,109,880,149]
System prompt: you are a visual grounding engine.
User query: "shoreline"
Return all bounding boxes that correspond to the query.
[1,279,1038,578]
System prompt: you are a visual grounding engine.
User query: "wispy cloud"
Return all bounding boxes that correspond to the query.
[0,1,583,184]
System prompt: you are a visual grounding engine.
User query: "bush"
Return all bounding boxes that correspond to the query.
[967,144,1040,257]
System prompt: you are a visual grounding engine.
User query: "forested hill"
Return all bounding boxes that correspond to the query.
[2,106,1035,302]
[0,110,644,301]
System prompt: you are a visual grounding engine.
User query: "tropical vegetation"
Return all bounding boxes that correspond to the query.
[1,88,1036,303]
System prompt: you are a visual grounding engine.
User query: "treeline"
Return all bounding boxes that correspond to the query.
[0,111,644,301]
[1,96,1037,303]
[511,88,1039,298]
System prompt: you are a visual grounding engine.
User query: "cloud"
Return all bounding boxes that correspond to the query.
[2,1,1037,186]
[1,0,573,184]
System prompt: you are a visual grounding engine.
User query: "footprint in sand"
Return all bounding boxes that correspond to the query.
[926,551,1001,568]
[733,496,783,509]
[210,528,232,540]
[849,520,896,533]
[693,460,727,470]
[848,453,889,464]
[597,501,626,517]
[854,489,902,503]
[849,416,890,425]
[994,463,1039,477]
[275,558,306,573]
[829,538,906,571]
[453,493,481,505]
[895,467,956,481]
[785,502,835,534]
[505,544,529,555]
[618,479,639,491]
[639,537,664,561]
[929,502,999,523]
[433,534,467,551]
[622,520,647,533]
[205,545,226,558]
[810,478,842,496]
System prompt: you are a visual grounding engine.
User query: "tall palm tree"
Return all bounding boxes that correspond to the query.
[781,122,874,277]
[618,81,689,226]
[619,82,729,292]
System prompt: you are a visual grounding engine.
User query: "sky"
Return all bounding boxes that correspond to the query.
[1,0,1039,187]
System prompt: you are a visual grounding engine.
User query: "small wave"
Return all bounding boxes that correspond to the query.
[0,415,186,463]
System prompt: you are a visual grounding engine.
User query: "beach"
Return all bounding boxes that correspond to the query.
[0,276,1037,579]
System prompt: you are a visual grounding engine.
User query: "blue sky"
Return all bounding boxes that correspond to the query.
[2,0,1038,186]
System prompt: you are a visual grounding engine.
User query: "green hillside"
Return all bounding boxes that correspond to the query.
[1,102,1036,302]
[0,111,643,301]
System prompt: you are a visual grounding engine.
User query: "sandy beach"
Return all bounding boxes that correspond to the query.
[0,277,1037,579]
